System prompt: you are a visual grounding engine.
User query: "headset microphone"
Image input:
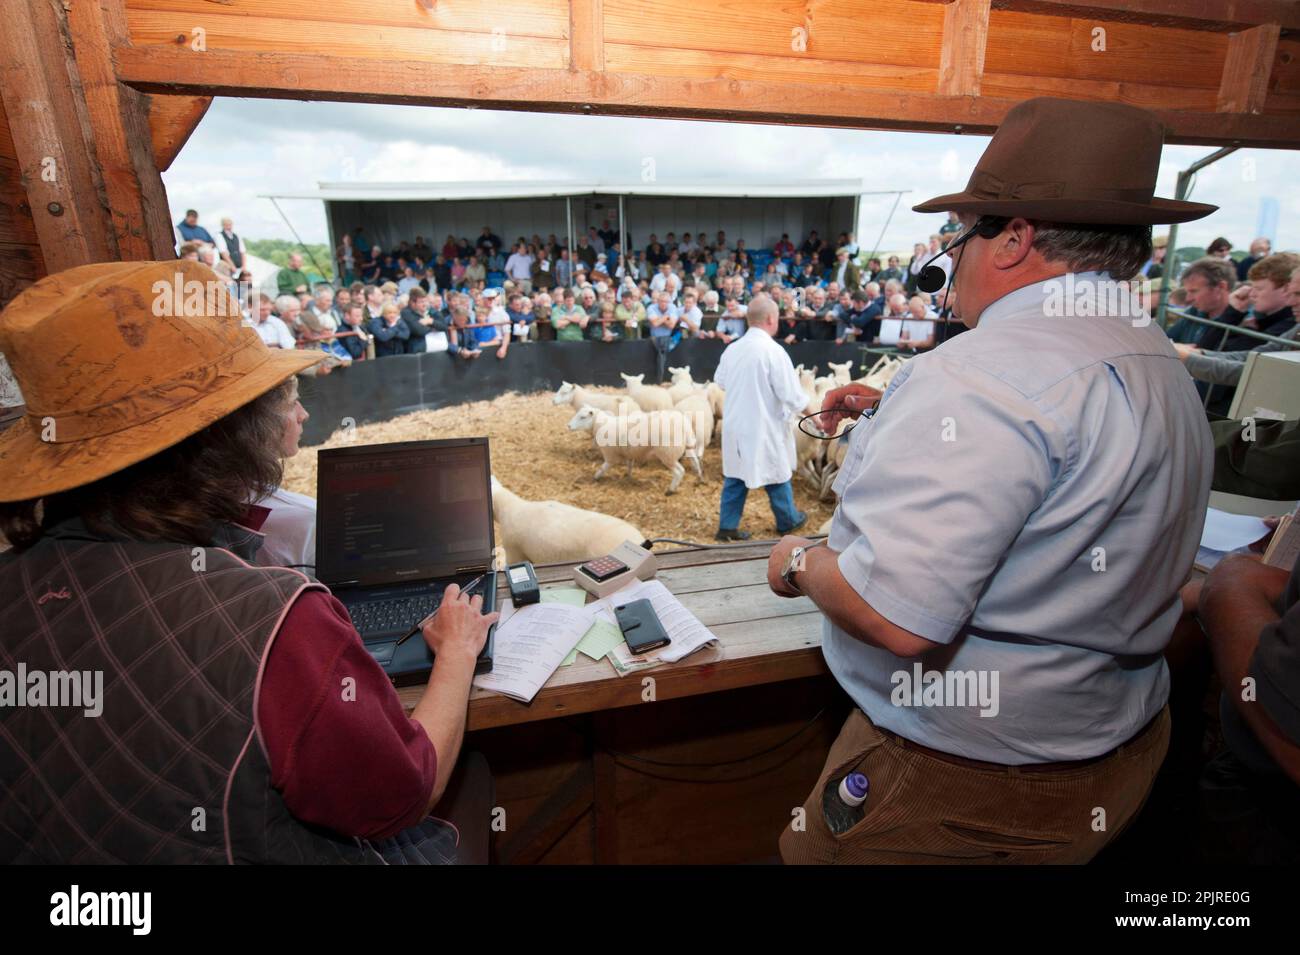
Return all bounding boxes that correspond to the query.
[915,216,1007,294]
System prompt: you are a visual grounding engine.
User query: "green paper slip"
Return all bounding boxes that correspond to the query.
[541,587,588,608]
[575,619,626,661]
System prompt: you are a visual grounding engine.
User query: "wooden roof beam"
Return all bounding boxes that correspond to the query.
[1218,24,1283,113]
[570,0,605,72]
[148,95,213,172]
[982,0,1300,33]
[111,45,1300,149]
[938,0,992,96]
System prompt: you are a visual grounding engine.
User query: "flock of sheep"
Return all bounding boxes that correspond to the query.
[489,354,908,566]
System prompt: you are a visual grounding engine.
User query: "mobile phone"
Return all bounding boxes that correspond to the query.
[614,598,671,656]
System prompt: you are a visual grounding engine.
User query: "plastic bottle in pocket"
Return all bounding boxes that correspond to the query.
[822,772,870,835]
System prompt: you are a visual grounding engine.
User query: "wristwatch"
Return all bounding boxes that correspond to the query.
[780,541,823,593]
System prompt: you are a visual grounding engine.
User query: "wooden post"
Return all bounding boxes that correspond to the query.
[0,0,174,273]
[1217,24,1282,114]
[937,0,991,97]
[570,0,605,73]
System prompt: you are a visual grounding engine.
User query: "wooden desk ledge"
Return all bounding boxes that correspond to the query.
[398,540,831,730]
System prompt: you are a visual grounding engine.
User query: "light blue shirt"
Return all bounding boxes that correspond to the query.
[823,273,1212,763]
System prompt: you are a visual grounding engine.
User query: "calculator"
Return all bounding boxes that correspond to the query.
[572,541,658,598]
[578,554,629,583]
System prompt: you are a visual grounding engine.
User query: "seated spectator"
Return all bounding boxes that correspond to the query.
[338,303,372,360]
[552,289,588,341]
[1238,237,1273,282]
[774,234,795,258]
[677,290,702,338]
[1219,252,1299,351]
[616,288,647,341]
[450,256,467,289]
[1175,264,1300,395]
[1167,257,1239,347]
[397,266,421,296]
[368,302,410,357]
[1207,236,1234,261]
[899,295,938,351]
[504,242,534,292]
[447,304,482,360]
[250,293,295,349]
[718,296,748,344]
[176,208,215,247]
[178,241,202,262]
[464,255,487,287]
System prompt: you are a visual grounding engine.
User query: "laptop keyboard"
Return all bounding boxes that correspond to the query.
[349,592,442,639]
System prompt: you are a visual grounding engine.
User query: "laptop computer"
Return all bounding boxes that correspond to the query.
[314,436,498,684]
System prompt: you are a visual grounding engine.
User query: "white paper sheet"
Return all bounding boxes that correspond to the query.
[472,602,594,703]
[588,578,719,664]
[1200,507,1271,553]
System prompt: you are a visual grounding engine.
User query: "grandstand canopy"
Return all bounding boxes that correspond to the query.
[266,180,883,260]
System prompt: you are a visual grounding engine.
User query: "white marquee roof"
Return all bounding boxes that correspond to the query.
[263,179,881,202]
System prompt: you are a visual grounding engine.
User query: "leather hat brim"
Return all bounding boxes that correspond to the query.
[0,347,323,502]
[913,192,1218,225]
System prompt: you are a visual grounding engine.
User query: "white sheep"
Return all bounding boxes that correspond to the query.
[818,417,853,501]
[620,372,675,412]
[567,404,701,495]
[490,475,646,565]
[674,392,715,449]
[552,380,638,415]
[828,360,853,385]
[797,365,819,414]
[666,365,700,404]
[705,381,725,420]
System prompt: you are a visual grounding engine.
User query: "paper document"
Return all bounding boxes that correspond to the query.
[589,578,719,664]
[1200,507,1271,553]
[473,603,594,702]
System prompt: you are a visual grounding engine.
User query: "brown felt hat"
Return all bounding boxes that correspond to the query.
[0,260,323,502]
[914,97,1217,225]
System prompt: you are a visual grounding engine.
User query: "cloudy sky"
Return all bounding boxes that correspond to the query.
[164,98,1299,255]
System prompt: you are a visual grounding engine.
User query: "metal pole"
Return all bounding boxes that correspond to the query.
[565,196,574,289]
[618,193,626,269]
[1157,146,1237,329]
[866,191,906,267]
[270,197,327,279]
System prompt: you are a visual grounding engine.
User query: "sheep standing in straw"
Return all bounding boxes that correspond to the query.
[567,404,701,495]
[552,381,638,415]
[619,372,675,412]
[490,476,646,565]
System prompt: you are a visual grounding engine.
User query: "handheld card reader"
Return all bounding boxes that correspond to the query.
[506,561,541,606]
[573,540,658,599]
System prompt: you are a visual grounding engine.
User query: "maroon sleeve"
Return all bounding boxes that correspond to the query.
[257,589,438,840]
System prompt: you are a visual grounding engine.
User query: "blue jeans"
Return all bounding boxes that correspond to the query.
[719,477,800,532]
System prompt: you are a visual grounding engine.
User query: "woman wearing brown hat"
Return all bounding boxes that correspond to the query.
[0,261,496,864]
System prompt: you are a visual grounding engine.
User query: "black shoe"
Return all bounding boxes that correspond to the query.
[715,528,752,542]
[778,512,808,535]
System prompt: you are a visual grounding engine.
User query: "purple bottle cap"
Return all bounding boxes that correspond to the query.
[844,773,869,799]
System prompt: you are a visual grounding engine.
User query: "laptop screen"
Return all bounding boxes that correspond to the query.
[314,438,494,587]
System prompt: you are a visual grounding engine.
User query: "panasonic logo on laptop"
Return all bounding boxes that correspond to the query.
[393,568,422,577]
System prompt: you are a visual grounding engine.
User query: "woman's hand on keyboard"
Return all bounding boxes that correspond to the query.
[421,583,499,666]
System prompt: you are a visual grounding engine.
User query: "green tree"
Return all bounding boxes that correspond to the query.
[244,238,334,282]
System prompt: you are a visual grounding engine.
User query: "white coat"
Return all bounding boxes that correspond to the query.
[713,327,808,489]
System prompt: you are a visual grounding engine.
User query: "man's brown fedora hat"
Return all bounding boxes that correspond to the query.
[0,260,323,502]
[914,97,1217,225]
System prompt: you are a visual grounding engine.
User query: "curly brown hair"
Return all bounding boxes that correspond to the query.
[0,378,295,551]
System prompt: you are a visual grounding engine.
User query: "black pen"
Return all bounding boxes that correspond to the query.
[393,574,484,648]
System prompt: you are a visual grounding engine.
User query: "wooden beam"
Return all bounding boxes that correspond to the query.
[148,95,213,171]
[112,44,1300,148]
[64,0,176,261]
[1218,24,1282,113]
[984,0,1300,32]
[938,0,991,96]
[0,0,117,271]
[569,0,604,72]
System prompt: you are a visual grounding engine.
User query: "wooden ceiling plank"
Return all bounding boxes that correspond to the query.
[1218,23,1283,113]
[983,0,1300,33]
[111,44,1300,148]
[938,0,992,96]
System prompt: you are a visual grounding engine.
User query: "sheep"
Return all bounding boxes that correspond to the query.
[705,381,725,420]
[552,380,638,415]
[674,392,715,449]
[490,475,646,565]
[854,354,907,392]
[666,365,700,404]
[828,360,853,386]
[818,417,853,501]
[797,365,819,414]
[792,417,826,489]
[567,404,701,495]
[619,372,675,412]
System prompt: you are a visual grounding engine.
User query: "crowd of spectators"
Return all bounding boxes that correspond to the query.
[174,208,1296,400]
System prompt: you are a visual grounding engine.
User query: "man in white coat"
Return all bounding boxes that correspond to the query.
[712,293,809,541]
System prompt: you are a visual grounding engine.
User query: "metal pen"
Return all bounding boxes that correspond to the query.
[393,574,485,647]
